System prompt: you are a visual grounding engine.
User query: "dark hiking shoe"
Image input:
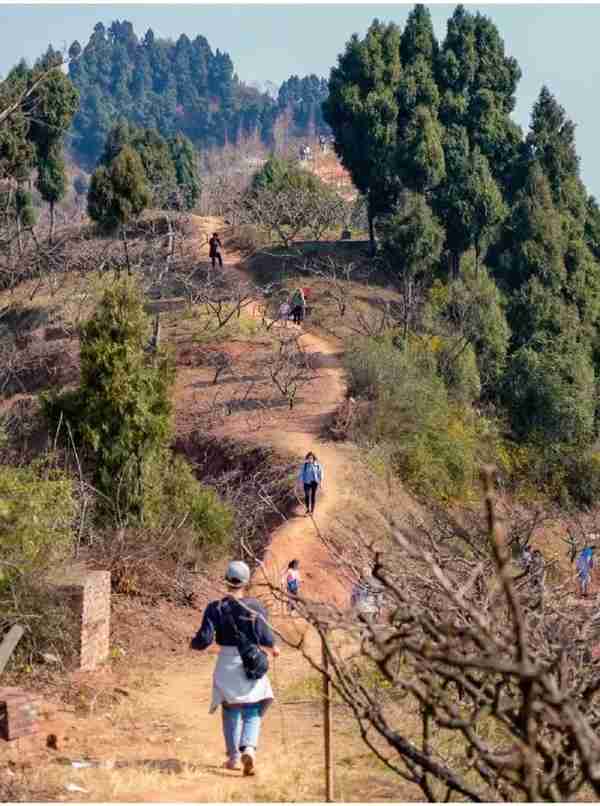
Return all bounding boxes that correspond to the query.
[242,748,256,776]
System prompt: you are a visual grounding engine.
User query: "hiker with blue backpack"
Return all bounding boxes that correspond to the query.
[576,545,595,597]
[190,560,280,776]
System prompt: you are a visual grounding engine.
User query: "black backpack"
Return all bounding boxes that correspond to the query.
[221,598,269,681]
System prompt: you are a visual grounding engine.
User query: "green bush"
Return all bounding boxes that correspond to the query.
[436,340,481,404]
[502,336,596,446]
[143,453,234,553]
[345,336,494,501]
[0,463,78,665]
[0,464,74,590]
[424,267,510,398]
[345,335,409,400]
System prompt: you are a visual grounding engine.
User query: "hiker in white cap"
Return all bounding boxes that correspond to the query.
[190,560,280,776]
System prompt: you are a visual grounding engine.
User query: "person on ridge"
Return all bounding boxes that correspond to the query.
[190,560,280,776]
[351,570,384,622]
[283,559,301,615]
[209,232,223,269]
[298,451,324,515]
[576,545,595,597]
[290,287,306,325]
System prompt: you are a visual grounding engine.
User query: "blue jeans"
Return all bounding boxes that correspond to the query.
[222,703,262,760]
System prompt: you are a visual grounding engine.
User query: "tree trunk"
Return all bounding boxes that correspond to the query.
[121,226,131,275]
[368,206,376,257]
[403,277,412,343]
[474,241,479,274]
[49,200,55,245]
[16,211,23,256]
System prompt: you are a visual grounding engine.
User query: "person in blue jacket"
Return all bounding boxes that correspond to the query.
[576,545,595,597]
[190,560,280,775]
[298,452,324,515]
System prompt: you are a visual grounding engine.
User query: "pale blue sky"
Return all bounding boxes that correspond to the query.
[1,4,599,196]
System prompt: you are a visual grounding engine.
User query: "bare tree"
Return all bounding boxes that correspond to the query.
[255,468,600,802]
[305,256,359,317]
[265,333,314,410]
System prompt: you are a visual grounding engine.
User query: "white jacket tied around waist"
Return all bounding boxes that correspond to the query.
[210,645,274,713]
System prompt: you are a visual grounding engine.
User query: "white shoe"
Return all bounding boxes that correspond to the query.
[241,747,256,776]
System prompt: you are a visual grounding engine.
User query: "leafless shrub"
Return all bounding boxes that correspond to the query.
[266,334,314,409]
[257,468,600,802]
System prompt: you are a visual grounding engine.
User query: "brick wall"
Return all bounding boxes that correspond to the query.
[55,571,111,671]
[0,687,42,741]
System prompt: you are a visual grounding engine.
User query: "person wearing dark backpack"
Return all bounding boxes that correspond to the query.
[209,232,223,269]
[191,560,280,776]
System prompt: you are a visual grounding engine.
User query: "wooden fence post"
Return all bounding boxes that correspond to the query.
[322,629,334,802]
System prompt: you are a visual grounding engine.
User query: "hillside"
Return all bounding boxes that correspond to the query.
[67,21,329,168]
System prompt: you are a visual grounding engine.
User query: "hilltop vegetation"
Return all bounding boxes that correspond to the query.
[67,20,329,167]
[324,4,600,506]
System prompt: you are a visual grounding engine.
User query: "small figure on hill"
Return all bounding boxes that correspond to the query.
[298,451,324,515]
[520,544,533,572]
[190,560,280,776]
[577,545,595,597]
[290,287,306,325]
[278,300,291,327]
[351,570,384,622]
[530,549,545,592]
[283,559,301,615]
[209,232,223,269]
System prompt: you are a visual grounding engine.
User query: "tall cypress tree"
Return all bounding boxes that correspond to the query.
[323,20,403,252]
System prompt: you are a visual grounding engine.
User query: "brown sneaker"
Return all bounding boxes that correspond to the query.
[241,748,255,776]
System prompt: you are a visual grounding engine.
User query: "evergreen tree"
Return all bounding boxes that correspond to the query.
[35,141,67,240]
[57,278,174,520]
[324,20,403,251]
[168,133,201,210]
[379,193,444,339]
[130,127,177,208]
[437,6,522,191]
[527,86,583,214]
[397,105,445,193]
[400,5,438,65]
[88,145,151,270]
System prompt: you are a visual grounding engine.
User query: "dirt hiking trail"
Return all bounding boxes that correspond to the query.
[191,217,350,610]
[13,221,394,803]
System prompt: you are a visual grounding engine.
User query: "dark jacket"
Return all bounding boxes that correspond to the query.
[190,596,275,651]
[209,236,222,257]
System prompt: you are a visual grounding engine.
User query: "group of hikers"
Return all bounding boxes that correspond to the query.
[189,449,387,776]
[190,555,384,776]
[279,287,307,326]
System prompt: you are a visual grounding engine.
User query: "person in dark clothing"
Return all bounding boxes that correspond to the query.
[209,232,223,269]
[190,560,279,776]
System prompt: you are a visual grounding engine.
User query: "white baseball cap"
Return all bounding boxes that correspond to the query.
[225,560,250,587]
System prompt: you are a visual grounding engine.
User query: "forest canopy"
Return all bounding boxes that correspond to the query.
[67,20,329,167]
